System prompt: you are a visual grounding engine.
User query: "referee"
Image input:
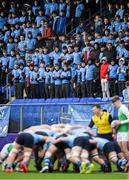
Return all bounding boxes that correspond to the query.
[88,104,113,141]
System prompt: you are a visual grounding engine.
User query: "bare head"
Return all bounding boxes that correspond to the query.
[112,96,122,108]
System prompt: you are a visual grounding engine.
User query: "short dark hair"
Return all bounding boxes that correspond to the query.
[112,96,120,103]
[93,104,101,109]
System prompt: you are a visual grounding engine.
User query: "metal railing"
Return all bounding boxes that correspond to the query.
[1,102,129,132]
[1,71,12,102]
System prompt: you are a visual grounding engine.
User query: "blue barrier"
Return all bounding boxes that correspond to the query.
[8,98,117,132]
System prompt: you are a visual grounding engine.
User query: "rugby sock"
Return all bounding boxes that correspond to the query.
[22,160,29,166]
[61,159,67,166]
[44,157,51,167]
[75,160,81,168]
[86,161,91,166]
[6,163,13,168]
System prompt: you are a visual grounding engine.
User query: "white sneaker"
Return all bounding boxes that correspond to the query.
[2,161,6,171]
[40,166,49,173]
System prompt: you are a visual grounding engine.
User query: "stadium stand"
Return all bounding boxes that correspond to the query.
[0,0,128,102]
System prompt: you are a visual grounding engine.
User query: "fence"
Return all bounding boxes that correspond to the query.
[1,101,129,133]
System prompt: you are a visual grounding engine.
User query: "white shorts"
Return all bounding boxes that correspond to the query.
[117,132,129,142]
[0,144,10,160]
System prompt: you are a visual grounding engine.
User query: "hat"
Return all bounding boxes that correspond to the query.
[102,57,107,61]
[119,57,124,62]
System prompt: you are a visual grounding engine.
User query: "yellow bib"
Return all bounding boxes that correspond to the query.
[92,112,112,134]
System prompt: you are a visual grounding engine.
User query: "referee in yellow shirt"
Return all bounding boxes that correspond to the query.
[88,104,113,141]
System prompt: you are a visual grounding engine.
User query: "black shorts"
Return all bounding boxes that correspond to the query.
[54,142,70,150]
[103,141,122,155]
[35,131,48,136]
[97,133,113,141]
[16,132,34,148]
[73,136,97,151]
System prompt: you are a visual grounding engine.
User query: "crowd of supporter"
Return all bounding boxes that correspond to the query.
[0,0,129,99]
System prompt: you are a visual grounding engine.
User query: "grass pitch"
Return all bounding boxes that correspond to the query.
[0,161,128,180]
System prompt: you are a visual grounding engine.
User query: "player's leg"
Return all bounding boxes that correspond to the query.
[40,144,58,173]
[5,143,21,173]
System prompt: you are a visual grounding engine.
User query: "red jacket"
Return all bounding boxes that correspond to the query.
[42,27,52,39]
[100,63,109,80]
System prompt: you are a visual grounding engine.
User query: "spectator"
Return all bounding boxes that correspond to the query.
[75,63,81,97]
[80,61,86,97]
[12,63,20,99]
[50,0,59,14]
[117,58,127,97]
[100,57,110,98]
[53,64,62,98]
[38,61,45,98]
[92,43,100,61]
[44,64,50,99]
[18,63,25,99]
[85,59,95,97]
[122,81,129,102]
[75,0,84,27]
[0,49,8,86]
[61,64,71,98]
[30,64,39,98]
[49,65,55,98]
[108,59,118,97]
[115,4,125,20]
[56,10,67,34]
[93,60,101,97]
[59,0,66,14]
[42,21,52,40]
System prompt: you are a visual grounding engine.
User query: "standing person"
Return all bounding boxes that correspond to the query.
[75,64,81,97]
[100,57,110,98]
[122,81,129,102]
[30,65,39,98]
[108,59,118,97]
[117,58,127,97]
[85,59,95,97]
[24,61,32,99]
[80,61,86,97]
[49,65,55,98]
[44,65,50,99]
[75,0,84,27]
[61,64,71,98]
[38,61,45,98]
[42,21,52,40]
[56,10,67,35]
[88,104,113,141]
[53,64,62,98]
[111,96,129,159]
[93,60,101,97]
[18,63,25,99]
[12,64,20,99]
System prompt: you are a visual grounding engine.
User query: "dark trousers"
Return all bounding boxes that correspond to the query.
[45,84,50,99]
[31,84,39,98]
[39,82,45,98]
[93,79,101,97]
[55,85,62,98]
[118,81,125,97]
[50,84,55,98]
[25,83,31,98]
[74,17,80,27]
[81,81,86,97]
[109,78,118,97]
[1,70,6,86]
[86,80,93,97]
[62,84,69,98]
[76,83,81,98]
[14,82,19,99]
[18,82,25,99]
